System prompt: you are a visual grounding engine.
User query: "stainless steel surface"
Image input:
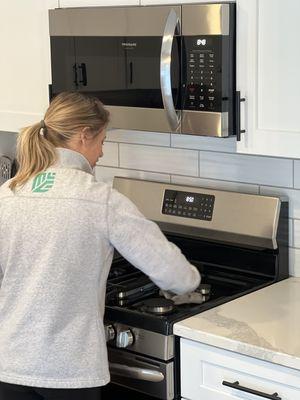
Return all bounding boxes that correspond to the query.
[0,156,12,185]
[110,323,174,360]
[182,111,229,137]
[113,177,282,250]
[117,281,156,299]
[197,284,211,296]
[105,324,116,343]
[182,3,230,36]
[110,363,164,382]
[160,9,181,133]
[116,329,134,348]
[142,298,174,315]
[107,106,174,133]
[109,348,174,400]
[49,6,181,37]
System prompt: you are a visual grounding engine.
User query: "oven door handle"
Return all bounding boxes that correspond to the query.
[109,362,165,382]
[160,9,181,133]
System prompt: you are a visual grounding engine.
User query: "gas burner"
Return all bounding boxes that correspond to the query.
[197,284,211,296]
[140,298,175,315]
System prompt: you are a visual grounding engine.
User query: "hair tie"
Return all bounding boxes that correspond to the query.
[39,120,46,137]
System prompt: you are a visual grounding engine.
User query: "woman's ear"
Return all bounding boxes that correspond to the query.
[79,127,92,146]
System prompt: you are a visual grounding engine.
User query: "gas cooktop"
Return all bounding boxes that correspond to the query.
[105,252,271,335]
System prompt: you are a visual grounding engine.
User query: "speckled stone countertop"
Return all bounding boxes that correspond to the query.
[174,277,300,370]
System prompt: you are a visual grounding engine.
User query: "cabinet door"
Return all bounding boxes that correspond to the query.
[59,0,139,6]
[180,339,300,400]
[237,0,300,158]
[0,0,59,132]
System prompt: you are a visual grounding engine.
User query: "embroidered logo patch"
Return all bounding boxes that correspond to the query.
[32,172,56,193]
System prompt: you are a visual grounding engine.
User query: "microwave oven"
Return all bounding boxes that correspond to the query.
[49,3,237,137]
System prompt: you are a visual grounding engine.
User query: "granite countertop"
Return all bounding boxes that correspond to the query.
[174,277,300,370]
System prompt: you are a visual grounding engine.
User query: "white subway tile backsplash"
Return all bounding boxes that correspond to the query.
[200,152,293,187]
[95,166,170,185]
[171,134,237,153]
[107,129,170,147]
[293,160,300,189]
[290,219,294,248]
[170,175,259,194]
[119,144,199,176]
[289,247,300,277]
[260,186,300,219]
[97,142,119,167]
[293,219,300,248]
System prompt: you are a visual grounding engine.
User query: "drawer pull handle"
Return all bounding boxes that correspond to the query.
[222,380,281,400]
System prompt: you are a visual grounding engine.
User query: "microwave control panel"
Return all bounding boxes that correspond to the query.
[162,189,215,221]
[182,36,223,112]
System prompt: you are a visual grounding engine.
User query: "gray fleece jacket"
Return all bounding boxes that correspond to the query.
[0,148,200,389]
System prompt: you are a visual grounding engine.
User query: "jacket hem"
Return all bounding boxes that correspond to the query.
[0,372,110,389]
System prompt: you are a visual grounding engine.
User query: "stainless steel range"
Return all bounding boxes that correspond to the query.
[102,178,289,400]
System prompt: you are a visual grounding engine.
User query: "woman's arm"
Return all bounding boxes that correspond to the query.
[107,188,201,295]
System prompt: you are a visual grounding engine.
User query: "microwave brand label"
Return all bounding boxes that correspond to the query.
[122,42,137,48]
[197,39,207,46]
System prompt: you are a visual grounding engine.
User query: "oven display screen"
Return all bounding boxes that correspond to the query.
[185,196,195,203]
[162,189,215,221]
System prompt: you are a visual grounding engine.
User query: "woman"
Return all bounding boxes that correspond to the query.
[0,92,200,400]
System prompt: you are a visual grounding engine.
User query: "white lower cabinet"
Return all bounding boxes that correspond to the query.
[181,339,300,400]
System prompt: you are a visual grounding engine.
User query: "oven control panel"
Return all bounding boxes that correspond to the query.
[162,189,215,221]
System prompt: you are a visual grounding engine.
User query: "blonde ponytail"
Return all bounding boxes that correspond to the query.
[9,122,57,191]
[9,92,109,191]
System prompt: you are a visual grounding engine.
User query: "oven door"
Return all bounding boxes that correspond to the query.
[49,6,181,133]
[103,348,174,400]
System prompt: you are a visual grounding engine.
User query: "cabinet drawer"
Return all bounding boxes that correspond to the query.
[181,339,300,400]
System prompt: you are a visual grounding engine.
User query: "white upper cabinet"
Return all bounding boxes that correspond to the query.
[59,0,139,6]
[0,0,58,133]
[237,0,300,158]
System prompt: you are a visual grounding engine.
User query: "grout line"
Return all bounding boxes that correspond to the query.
[106,140,178,149]
[96,165,171,178]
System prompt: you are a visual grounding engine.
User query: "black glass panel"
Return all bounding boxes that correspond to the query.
[50,37,77,95]
[74,36,180,109]
[182,35,223,112]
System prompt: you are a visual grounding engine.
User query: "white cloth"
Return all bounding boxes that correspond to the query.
[0,148,200,389]
[160,290,203,305]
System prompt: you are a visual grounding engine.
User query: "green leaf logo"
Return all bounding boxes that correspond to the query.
[32,172,56,193]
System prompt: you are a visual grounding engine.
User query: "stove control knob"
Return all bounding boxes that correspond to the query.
[116,329,134,348]
[105,324,116,342]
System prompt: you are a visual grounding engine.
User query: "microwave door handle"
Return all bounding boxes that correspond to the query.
[110,363,164,383]
[160,9,181,132]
